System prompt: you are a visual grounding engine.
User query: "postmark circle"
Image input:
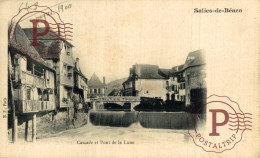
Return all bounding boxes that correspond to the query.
[187,94,251,153]
[8,4,70,63]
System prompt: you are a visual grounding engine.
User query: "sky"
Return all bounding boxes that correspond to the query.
[10,0,203,83]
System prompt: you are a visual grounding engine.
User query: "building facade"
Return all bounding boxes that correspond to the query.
[123,64,168,101]
[182,50,206,107]
[9,24,56,113]
[164,65,185,103]
[23,28,75,108]
[73,58,88,102]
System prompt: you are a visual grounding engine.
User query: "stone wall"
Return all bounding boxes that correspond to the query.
[8,108,88,142]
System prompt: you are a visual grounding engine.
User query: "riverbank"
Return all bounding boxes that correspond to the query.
[8,111,88,142]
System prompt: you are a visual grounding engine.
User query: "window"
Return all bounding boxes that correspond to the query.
[171,94,175,101]
[67,91,71,99]
[183,83,185,89]
[26,88,31,100]
[187,75,190,86]
[63,63,67,76]
[166,93,170,100]
[94,89,97,94]
[43,90,49,101]
[90,89,92,94]
[98,88,101,94]
[65,45,71,56]
[38,89,42,100]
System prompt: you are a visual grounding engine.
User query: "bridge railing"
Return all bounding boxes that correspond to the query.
[90,96,141,102]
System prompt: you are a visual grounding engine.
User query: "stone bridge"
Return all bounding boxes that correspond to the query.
[90,96,141,111]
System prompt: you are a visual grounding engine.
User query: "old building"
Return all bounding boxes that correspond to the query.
[123,64,168,100]
[164,65,185,102]
[182,50,206,107]
[9,24,56,113]
[23,28,75,108]
[73,58,88,102]
[88,73,106,98]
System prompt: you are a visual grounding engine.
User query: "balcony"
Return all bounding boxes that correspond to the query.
[60,75,74,87]
[178,77,185,82]
[15,100,55,113]
[21,71,45,88]
[60,101,74,108]
[61,53,74,66]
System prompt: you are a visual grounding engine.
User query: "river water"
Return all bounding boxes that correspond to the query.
[38,110,195,144]
[12,110,197,157]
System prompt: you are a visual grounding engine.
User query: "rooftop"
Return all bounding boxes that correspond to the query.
[182,50,206,70]
[88,73,105,88]
[135,64,166,79]
[9,23,55,71]
[23,27,73,60]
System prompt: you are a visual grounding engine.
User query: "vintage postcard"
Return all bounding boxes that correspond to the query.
[0,0,259,157]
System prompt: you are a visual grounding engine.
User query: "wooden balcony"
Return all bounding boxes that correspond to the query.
[21,71,45,88]
[15,100,55,113]
[178,77,185,82]
[61,53,74,66]
[60,101,74,108]
[60,75,74,87]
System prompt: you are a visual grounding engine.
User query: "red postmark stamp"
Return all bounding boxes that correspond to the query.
[8,4,73,63]
[188,94,252,153]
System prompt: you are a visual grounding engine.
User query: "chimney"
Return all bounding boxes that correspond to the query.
[103,76,106,85]
[176,66,178,71]
[135,64,141,76]
[76,58,79,69]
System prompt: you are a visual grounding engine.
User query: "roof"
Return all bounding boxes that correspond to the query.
[123,64,167,85]
[23,28,74,47]
[88,73,104,88]
[23,28,73,60]
[122,76,134,85]
[136,64,166,79]
[8,23,55,71]
[9,24,44,63]
[182,50,206,70]
[74,62,87,81]
[172,65,184,72]
[168,64,184,77]
[158,68,173,78]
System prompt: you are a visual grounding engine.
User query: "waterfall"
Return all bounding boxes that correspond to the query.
[88,110,198,129]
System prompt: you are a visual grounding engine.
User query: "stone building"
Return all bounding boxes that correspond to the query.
[123,64,168,101]
[182,50,206,107]
[88,73,106,98]
[73,58,88,103]
[23,28,75,108]
[164,65,185,102]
